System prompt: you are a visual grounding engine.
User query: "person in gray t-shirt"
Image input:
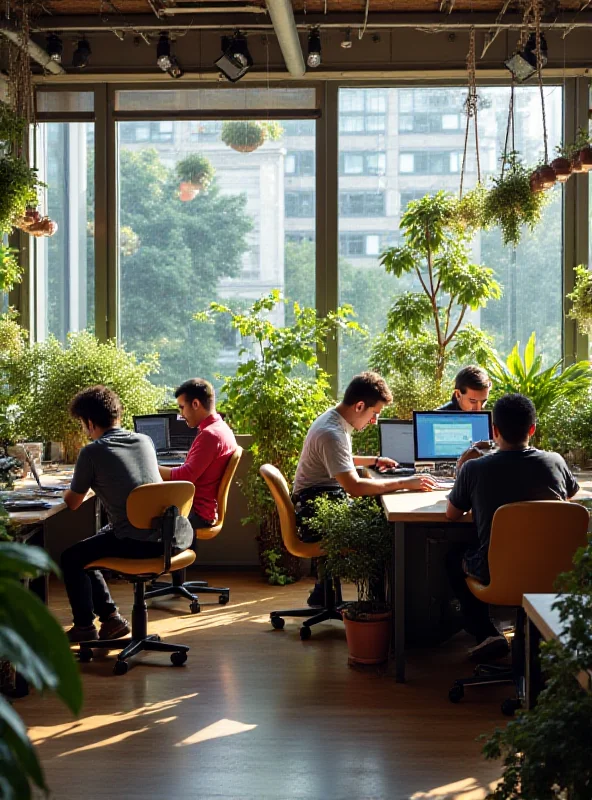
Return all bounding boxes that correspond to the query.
[61,386,163,643]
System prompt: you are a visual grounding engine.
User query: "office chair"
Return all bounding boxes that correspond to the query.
[448,500,589,714]
[146,447,243,613]
[260,464,343,641]
[76,481,196,675]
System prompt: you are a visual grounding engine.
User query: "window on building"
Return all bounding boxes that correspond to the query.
[339,232,388,257]
[399,151,462,174]
[340,151,386,176]
[339,191,386,217]
[285,150,315,176]
[340,89,387,134]
[285,190,315,217]
[282,119,316,136]
[119,121,174,144]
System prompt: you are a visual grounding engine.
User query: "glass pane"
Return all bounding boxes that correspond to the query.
[33,123,95,341]
[115,88,316,112]
[117,119,315,389]
[338,86,563,391]
[37,91,94,113]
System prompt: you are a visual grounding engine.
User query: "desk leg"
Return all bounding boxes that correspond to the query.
[525,618,542,710]
[393,521,405,683]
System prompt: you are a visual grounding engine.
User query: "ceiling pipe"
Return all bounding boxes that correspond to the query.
[161,5,267,13]
[0,20,65,74]
[265,0,305,77]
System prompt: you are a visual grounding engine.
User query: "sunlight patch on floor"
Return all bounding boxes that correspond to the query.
[411,777,499,799]
[175,718,257,747]
[58,726,150,757]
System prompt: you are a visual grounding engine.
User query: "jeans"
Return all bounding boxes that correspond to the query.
[445,544,499,643]
[61,528,164,627]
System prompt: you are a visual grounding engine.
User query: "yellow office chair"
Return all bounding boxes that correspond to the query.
[146,447,243,613]
[448,500,589,714]
[77,481,196,675]
[260,464,343,641]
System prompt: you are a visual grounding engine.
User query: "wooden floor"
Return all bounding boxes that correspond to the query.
[19,572,506,800]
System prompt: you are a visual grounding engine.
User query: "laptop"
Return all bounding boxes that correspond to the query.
[413,410,493,462]
[133,413,195,465]
[23,447,71,492]
[378,419,415,470]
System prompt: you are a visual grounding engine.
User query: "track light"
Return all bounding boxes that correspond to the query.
[307,29,321,69]
[156,32,172,71]
[504,32,547,84]
[340,29,352,49]
[72,37,91,69]
[167,56,184,79]
[46,33,63,63]
[214,32,252,83]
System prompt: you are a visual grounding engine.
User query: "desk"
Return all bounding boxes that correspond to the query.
[523,593,591,709]
[3,470,99,603]
[381,489,472,682]
[381,475,592,684]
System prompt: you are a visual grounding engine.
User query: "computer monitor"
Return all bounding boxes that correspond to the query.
[378,419,415,467]
[133,414,169,452]
[413,411,493,462]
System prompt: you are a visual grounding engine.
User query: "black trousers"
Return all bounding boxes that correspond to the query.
[61,529,164,628]
[445,545,499,644]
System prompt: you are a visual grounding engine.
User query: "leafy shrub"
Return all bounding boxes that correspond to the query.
[175,153,215,189]
[0,155,41,234]
[567,264,592,336]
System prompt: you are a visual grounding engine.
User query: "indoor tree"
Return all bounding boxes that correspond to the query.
[371,191,501,390]
[195,290,362,584]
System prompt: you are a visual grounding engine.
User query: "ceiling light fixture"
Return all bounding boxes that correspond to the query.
[504,32,547,83]
[46,33,63,63]
[156,31,172,71]
[72,37,91,69]
[214,32,253,83]
[307,28,321,68]
[340,28,353,49]
[167,56,184,79]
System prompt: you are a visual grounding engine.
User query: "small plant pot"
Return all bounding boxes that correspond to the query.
[178,181,198,202]
[343,610,392,665]
[529,170,545,193]
[228,141,262,153]
[578,146,592,171]
[571,151,585,173]
[537,164,556,190]
[550,156,572,183]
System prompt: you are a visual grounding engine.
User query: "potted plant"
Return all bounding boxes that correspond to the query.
[0,155,41,234]
[567,263,592,336]
[175,153,215,201]
[483,152,549,247]
[308,495,392,665]
[482,538,592,799]
[550,144,573,183]
[221,120,284,153]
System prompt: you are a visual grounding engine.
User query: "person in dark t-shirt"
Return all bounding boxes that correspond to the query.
[446,393,579,661]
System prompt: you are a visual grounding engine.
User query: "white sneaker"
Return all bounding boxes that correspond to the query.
[467,634,509,662]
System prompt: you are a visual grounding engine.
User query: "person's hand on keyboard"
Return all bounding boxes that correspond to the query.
[374,456,399,472]
[396,474,439,492]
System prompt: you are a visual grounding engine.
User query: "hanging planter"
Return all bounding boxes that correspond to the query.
[175,153,215,200]
[221,120,284,153]
[549,155,572,183]
[531,163,556,191]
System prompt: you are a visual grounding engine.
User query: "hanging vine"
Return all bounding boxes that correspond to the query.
[5,1,35,129]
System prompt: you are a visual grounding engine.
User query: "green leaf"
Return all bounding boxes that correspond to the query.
[0,579,83,715]
[523,331,536,374]
[0,695,46,793]
[0,543,60,580]
[0,740,33,800]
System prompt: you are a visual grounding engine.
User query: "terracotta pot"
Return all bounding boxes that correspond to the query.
[529,170,545,193]
[550,156,572,183]
[537,164,556,190]
[578,145,592,171]
[178,181,198,202]
[343,610,392,665]
[229,142,261,153]
[571,151,585,173]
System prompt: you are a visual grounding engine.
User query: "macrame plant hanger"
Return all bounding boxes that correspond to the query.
[459,26,481,198]
[501,80,516,181]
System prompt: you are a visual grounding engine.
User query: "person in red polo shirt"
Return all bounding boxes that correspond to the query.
[159,378,237,532]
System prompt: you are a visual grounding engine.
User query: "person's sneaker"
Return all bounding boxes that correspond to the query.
[468,634,510,662]
[66,625,98,644]
[99,614,130,640]
[306,584,326,608]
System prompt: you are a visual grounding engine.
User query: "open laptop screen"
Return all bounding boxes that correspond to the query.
[133,415,169,452]
[413,411,492,462]
[378,419,414,466]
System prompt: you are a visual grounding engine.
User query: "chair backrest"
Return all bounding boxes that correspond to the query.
[127,481,195,530]
[259,464,324,558]
[197,446,243,540]
[487,501,589,605]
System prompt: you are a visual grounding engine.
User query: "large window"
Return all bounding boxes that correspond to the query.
[117,116,315,389]
[33,122,95,342]
[338,86,563,388]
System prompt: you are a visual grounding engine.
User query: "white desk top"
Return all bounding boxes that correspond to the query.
[523,593,566,643]
[380,472,592,524]
[3,469,76,525]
